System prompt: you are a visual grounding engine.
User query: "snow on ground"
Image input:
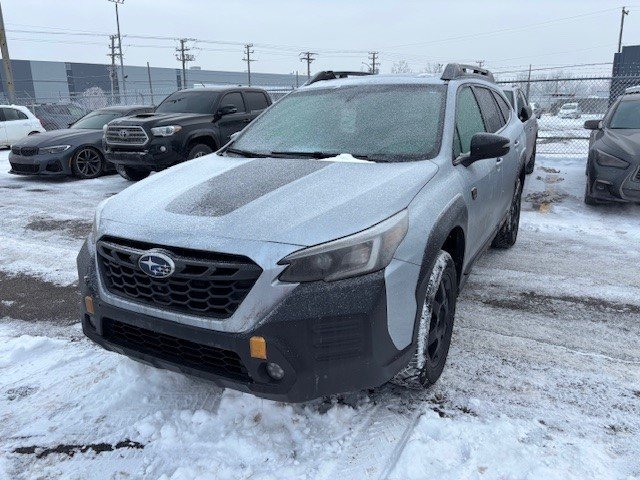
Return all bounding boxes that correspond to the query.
[536,114,600,155]
[0,149,639,479]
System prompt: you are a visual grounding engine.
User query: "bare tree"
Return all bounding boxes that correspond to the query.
[391,60,412,74]
[421,63,443,75]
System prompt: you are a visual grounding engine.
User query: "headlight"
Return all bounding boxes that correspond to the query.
[151,125,182,137]
[40,145,71,154]
[278,210,409,283]
[596,150,629,169]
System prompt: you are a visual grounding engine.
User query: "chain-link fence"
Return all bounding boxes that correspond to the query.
[13,86,296,131]
[497,74,640,155]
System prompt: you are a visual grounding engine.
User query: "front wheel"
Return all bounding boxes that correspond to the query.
[392,250,458,389]
[492,176,522,249]
[115,164,151,181]
[187,143,213,160]
[71,147,104,179]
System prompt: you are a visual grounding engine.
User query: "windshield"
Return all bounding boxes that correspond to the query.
[156,91,218,114]
[231,84,446,161]
[71,111,123,129]
[609,99,640,129]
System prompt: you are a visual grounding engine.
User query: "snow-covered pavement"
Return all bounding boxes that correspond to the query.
[0,150,639,479]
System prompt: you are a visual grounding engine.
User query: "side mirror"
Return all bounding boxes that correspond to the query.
[584,119,602,130]
[519,105,532,122]
[455,133,511,167]
[217,105,238,116]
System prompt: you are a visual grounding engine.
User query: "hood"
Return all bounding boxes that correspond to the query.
[600,128,640,162]
[98,155,438,247]
[14,128,101,147]
[108,112,210,128]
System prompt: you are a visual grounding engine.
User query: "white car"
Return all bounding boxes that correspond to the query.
[558,102,582,119]
[0,105,45,148]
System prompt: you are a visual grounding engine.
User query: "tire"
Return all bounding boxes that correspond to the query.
[115,164,151,181]
[525,142,536,175]
[584,176,598,206]
[492,175,522,249]
[187,143,213,160]
[71,147,105,179]
[392,250,458,389]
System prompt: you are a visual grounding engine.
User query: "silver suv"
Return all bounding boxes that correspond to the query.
[78,64,528,402]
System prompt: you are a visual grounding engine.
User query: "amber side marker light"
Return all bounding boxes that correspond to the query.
[249,336,267,359]
[84,296,95,315]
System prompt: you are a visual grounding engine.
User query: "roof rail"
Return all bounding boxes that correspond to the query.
[441,63,495,83]
[304,70,373,86]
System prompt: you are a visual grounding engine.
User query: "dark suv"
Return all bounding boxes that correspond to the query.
[104,87,272,181]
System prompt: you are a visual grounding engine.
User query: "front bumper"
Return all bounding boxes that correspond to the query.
[588,159,640,203]
[8,150,74,176]
[105,138,182,170]
[77,241,410,402]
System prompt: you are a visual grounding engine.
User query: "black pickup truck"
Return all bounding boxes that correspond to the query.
[104,87,272,180]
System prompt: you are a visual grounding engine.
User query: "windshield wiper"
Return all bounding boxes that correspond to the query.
[225,147,269,158]
[270,151,370,160]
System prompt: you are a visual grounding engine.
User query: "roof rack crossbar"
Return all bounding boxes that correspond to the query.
[304,70,373,86]
[441,63,495,83]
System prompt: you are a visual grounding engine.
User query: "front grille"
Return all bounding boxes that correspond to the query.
[97,237,262,318]
[103,319,251,382]
[105,125,149,146]
[10,162,39,174]
[12,146,39,156]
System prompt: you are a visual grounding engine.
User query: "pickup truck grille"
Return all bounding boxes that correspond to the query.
[97,237,262,319]
[105,125,149,146]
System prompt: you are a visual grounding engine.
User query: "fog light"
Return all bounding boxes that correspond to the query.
[159,146,167,153]
[266,362,285,380]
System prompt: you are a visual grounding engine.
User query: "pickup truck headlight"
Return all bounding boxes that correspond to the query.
[596,150,629,169]
[151,125,182,137]
[278,210,408,283]
[40,145,71,154]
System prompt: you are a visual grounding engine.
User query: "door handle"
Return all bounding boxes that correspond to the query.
[514,140,519,146]
[496,157,503,165]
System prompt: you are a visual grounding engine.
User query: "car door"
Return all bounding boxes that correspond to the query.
[243,91,270,121]
[454,85,501,250]
[2,107,29,145]
[216,92,251,144]
[516,89,536,159]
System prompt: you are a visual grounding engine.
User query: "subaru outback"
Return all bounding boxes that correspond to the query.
[78,65,528,402]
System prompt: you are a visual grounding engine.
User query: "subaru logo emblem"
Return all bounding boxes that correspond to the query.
[138,251,175,278]
[119,129,129,139]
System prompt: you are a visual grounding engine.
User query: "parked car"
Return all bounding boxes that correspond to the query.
[558,102,582,119]
[502,86,538,174]
[33,102,88,131]
[9,105,152,178]
[79,65,528,402]
[583,86,640,205]
[0,105,45,147]
[104,87,272,181]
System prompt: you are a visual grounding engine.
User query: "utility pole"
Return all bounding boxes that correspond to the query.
[243,44,255,86]
[525,63,532,102]
[108,0,126,96]
[146,62,154,105]
[108,35,118,101]
[0,2,16,104]
[476,60,485,68]
[618,6,629,53]
[368,51,379,74]
[176,39,195,89]
[299,52,317,79]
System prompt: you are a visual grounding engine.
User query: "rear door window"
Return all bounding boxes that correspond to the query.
[474,87,505,133]
[455,86,487,156]
[220,92,246,113]
[2,108,19,121]
[244,91,270,113]
[493,91,512,122]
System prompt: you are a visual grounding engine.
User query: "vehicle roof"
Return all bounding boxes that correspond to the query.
[179,86,268,93]
[300,73,498,91]
[98,105,151,112]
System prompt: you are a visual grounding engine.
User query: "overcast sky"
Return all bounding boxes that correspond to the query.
[2,0,637,77]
